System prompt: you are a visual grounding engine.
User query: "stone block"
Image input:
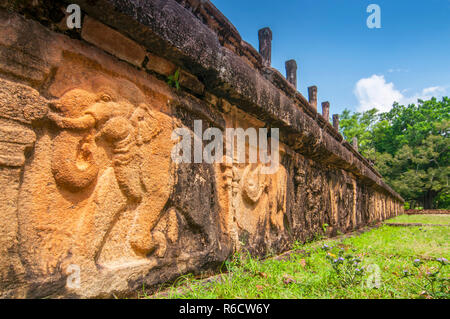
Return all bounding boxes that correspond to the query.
[81,16,146,68]
[145,52,176,76]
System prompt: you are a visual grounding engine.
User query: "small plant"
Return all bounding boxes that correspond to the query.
[291,240,304,251]
[167,68,180,90]
[411,257,449,299]
[311,230,324,241]
[322,223,329,233]
[324,246,365,287]
[401,269,411,278]
[225,250,260,275]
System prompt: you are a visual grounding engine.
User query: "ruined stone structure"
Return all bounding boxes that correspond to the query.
[0,0,403,298]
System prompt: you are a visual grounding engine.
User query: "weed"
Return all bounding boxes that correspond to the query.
[410,257,449,299]
[323,245,365,287]
[167,68,180,90]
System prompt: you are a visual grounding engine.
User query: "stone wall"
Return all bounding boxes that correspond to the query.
[0,0,403,298]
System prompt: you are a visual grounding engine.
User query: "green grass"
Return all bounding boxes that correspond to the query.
[144,215,449,299]
[386,214,450,225]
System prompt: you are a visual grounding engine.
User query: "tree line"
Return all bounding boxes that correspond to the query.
[339,97,449,209]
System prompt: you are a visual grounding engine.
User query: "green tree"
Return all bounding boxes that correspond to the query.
[339,97,449,209]
[339,108,379,162]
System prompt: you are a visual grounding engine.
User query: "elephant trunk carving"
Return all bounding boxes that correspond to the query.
[51,130,99,191]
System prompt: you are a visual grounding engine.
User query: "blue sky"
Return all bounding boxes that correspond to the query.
[210,0,450,115]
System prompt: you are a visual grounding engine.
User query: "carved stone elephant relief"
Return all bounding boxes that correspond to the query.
[17,76,178,281]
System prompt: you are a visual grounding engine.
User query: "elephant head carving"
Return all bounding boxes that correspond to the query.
[48,77,141,192]
[49,88,100,191]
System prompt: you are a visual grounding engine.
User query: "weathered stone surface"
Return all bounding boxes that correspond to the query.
[0,1,403,298]
[57,0,399,197]
[0,8,55,85]
[353,137,359,151]
[81,16,146,67]
[179,70,205,95]
[308,86,318,111]
[321,101,330,122]
[333,114,340,131]
[285,59,297,88]
[0,78,48,125]
[258,27,272,67]
[145,51,176,76]
[0,166,27,297]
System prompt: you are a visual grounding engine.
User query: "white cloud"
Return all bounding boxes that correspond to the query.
[354,75,403,112]
[387,68,409,73]
[354,74,447,112]
[401,86,446,106]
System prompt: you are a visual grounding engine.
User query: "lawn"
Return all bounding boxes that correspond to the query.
[144,215,449,299]
[386,214,450,225]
